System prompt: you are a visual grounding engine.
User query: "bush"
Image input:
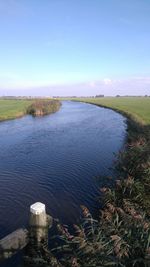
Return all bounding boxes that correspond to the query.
[27,100,61,116]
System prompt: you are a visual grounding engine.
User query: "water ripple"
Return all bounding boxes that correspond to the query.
[0,101,127,238]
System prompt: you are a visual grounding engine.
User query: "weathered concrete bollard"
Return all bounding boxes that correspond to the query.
[0,202,53,262]
[29,202,52,245]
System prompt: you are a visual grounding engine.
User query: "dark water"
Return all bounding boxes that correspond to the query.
[0,101,126,266]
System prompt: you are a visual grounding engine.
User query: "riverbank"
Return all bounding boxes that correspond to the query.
[70,97,150,125]
[53,97,150,266]
[0,99,61,121]
[0,99,33,121]
[72,97,150,212]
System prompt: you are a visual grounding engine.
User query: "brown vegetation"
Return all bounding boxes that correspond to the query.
[47,117,150,267]
[27,99,61,117]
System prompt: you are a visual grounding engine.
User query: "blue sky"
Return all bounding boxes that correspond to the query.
[0,0,150,96]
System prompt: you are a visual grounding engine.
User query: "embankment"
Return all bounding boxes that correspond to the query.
[53,98,150,266]
[73,98,150,212]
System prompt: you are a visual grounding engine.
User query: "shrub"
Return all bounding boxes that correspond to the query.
[27,100,61,116]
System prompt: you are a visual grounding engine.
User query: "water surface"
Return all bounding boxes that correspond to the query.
[0,101,126,263]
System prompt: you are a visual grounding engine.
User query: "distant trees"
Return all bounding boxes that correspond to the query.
[95,94,104,98]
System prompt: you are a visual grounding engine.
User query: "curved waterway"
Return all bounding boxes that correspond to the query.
[0,101,126,265]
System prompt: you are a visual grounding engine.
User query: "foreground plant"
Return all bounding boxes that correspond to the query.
[52,200,150,267]
[50,126,150,267]
[25,117,150,267]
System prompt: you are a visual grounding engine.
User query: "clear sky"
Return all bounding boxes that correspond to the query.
[0,0,150,96]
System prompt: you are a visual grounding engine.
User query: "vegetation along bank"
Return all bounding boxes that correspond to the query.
[0,99,61,121]
[0,97,149,266]
[26,99,61,117]
[49,97,150,267]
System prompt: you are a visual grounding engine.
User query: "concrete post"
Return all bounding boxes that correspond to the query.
[29,202,51,245]
[23,202,53,266]
[0,202,53,262]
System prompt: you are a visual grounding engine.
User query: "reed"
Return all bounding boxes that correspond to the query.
[51,97,150,267]
[27,99,61,116]
[0,99,61,121]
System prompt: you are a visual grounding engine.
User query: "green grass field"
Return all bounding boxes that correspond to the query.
[73,97,150,125]
[1,97,150,125]
[0,99,33,121]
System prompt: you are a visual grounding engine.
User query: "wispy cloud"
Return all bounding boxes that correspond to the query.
[0,76,150,96]
[103,78,112,85]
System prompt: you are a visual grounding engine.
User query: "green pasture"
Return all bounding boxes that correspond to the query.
[73,97,150,125]
[0,99,33,121]
[1,97,150,125]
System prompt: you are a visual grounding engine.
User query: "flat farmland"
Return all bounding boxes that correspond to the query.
[74,97,150,125]
[0,99,33,121]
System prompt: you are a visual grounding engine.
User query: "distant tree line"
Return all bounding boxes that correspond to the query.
[95,94,104,98]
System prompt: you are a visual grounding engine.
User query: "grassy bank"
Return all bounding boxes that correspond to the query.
[49,97,150,267]
[72,97,150,211]
[0,99,61,121]
[71,97,150,125]
[0,99,33,121]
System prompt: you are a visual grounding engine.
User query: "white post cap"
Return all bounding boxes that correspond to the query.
[30,202,46,215]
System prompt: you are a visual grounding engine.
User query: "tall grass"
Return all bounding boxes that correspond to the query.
[41,98,150,267]
[49,117,150,267]
[26,99,61,116]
